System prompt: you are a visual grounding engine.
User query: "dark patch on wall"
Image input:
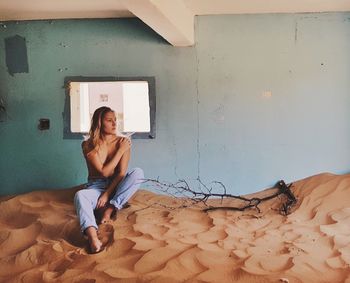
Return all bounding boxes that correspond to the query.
[4,35,29,76]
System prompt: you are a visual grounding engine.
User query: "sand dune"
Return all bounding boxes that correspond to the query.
[1,173,350,282]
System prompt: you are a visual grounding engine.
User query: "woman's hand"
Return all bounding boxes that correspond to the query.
[96,192,110,209]
[116,137,131,153]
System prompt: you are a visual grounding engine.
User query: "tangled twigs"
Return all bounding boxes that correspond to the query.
[204,180,297,214]
[143,178,297,216]
[277,180,297,215]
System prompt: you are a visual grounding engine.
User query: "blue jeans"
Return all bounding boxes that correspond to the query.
[74,167,144,232]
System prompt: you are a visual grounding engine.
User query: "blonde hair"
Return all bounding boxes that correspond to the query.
[85,106,114,149]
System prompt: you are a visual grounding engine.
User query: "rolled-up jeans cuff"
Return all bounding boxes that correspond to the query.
[81,224,98,234]
[109,199,122,210]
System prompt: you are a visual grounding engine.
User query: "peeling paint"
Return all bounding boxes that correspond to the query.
[212,104,225,124]
[59,42,68,48]
[171,136,179,179]
[300,16,319,20]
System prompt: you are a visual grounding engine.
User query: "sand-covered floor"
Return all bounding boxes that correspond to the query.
[1,173,350,282]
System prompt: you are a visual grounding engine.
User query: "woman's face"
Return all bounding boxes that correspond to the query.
[101,111,117,135]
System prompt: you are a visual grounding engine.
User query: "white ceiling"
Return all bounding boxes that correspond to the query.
[1,0,350,21]
[1,0,349,46]
[184,0,350,15]
[0,0,133,21]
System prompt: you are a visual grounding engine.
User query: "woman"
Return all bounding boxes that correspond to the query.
[74,106,144,253]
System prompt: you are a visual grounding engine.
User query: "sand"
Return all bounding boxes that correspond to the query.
[1,173,350,282]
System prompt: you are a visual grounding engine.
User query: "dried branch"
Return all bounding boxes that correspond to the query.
[142,178,297,216]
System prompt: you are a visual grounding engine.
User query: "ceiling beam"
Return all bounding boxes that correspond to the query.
[122,0,194,47]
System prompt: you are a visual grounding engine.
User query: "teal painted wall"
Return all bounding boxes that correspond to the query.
[0,13,349,196]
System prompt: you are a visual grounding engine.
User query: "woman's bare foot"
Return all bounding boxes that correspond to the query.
[85,226,104,254]
[101,204,115,224]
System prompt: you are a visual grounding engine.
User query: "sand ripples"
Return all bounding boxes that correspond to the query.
[1,173,350,282]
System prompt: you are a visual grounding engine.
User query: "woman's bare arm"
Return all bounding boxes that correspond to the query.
[96,148,131,208]
[82,138,130,178]
[105,148,131,196]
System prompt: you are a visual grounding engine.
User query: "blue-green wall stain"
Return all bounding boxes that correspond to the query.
[5,35,29,76]
[0,14,349,196]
